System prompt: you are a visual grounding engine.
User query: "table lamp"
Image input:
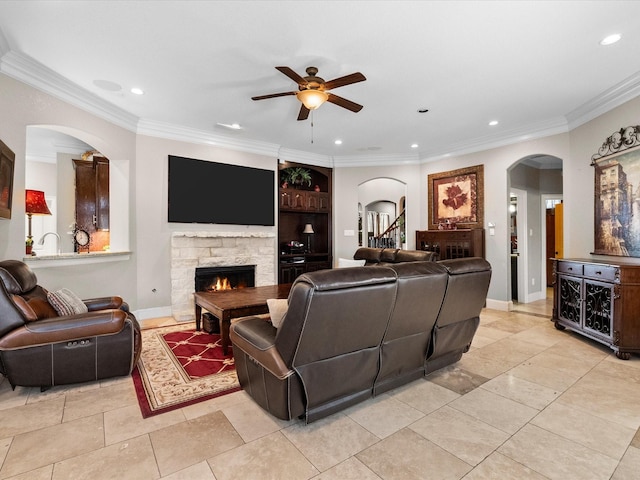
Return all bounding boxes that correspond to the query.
[303,223,314,253]
[25,189,51,253]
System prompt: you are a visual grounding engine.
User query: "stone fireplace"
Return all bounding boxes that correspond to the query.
[171,231,276,321]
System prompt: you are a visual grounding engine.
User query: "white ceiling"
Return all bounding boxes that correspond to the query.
[2,1,640,164]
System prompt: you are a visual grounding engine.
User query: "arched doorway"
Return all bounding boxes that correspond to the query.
[357,177,407,248]
[507,154,563,305]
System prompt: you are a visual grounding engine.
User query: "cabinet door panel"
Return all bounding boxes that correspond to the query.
[558,275,582,326]
[583,280,613,339]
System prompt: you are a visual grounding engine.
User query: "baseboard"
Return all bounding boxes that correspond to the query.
[524,290,547,303]
[133,305,172,321]
[485,298,511,311]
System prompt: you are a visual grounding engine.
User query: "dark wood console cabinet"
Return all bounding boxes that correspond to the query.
[552,258,640,359]
[278,162,332,284]
[415,229,485,260]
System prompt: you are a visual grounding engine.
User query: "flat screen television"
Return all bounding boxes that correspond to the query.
[168,155,275,226]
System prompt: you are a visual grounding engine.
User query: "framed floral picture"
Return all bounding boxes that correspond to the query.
[428,164,484,230]
[0,139,15,220]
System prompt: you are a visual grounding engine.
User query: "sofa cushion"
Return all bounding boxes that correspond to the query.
[267,298,288,328]
[337,258,366,268]
[353,247,382,264]
[47,288,89,316]
[379,248,399,263]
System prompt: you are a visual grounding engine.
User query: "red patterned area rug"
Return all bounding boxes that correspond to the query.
[132,323,240,418]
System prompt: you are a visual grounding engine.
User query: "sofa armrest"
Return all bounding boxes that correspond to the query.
[230,317,294,380]
[0,309,129,349]
[84,296,127,312]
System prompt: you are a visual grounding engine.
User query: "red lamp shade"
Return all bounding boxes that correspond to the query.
[25,189,51,215]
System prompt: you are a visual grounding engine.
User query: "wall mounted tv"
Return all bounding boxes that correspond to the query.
[168,155,275,226]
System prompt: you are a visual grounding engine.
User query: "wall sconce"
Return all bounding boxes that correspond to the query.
[25,189,51,254]
[303,223,314,253]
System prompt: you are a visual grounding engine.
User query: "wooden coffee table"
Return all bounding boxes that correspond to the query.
[194,283,292,355]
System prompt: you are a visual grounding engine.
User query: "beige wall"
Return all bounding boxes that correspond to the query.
[3,71,640,314]
[134,135,278,311]
[0,74,138,302]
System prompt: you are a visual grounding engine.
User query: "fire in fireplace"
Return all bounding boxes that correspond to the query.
[194,265,256,293]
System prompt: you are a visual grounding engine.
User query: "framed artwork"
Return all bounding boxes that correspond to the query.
[0,139,15,219]
[428,164,484,230]
[592,125,640,257]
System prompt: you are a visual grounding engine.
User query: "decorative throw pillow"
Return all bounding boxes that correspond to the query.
[47,288,89,316]
[337,258,366,268]
[267,298,288,329]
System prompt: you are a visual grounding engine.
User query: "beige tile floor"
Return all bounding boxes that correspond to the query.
[1,294,640,479]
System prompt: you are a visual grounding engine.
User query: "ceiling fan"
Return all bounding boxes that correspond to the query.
[251,66,366,120]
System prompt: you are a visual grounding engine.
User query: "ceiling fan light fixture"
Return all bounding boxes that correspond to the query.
[296,89,329,110]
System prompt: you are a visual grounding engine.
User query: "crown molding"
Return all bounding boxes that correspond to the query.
[334,153,420,168]
[137,118,280,158]
[419,117,570,163]
[3,48,639,168]
[0,51,139,131]
[277,148,334,168]
[566,71,640,130]
[0,29,9,57]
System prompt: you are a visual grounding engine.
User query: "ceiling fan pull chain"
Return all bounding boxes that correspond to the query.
[310,110,314,144]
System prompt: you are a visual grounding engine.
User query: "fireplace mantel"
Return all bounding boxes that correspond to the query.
[170,231,276,321]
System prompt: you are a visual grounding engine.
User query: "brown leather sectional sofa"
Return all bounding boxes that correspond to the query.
[230,250,491,423]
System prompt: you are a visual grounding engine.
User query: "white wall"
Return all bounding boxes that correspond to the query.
[566,95,640,260]
[0,74,138,303]
[333,164,421,262]
[420,135,571,307]
[3,71,640,314]
[134,135,278,311]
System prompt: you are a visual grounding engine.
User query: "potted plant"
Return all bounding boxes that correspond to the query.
[25,237,33,255]
[281,167,312,189]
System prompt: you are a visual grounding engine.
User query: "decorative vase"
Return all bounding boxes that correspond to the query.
[25,245,32,255]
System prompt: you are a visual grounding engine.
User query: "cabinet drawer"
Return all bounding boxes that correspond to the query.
[557,261,583,276]
[584,264,618,282]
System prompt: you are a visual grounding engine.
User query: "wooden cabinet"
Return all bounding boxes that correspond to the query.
[278,163,332,284]
[415,229,485,260]
[73,157,110,252]
[280,189,329,212]
[552,258,640,359]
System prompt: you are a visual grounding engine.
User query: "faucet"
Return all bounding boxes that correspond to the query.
[38,232,61,255]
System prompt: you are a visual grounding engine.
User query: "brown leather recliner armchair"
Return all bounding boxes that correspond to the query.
[0,260,141,390]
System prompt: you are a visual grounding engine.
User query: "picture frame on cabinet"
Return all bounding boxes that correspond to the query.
[591,125,640,257]
[428,164,484,230]
[0,139,15,219]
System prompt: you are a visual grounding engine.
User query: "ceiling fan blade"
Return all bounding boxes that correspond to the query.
[323,72,366,91]
[327,93,363,113]
[275,66,308,86]
[251,91,297,101]
[297,104,310,121]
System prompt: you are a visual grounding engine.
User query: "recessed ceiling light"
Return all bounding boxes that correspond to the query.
[130,87,144,95]
[411,144,419,149]
[489,120,499,126]
[600,33,621,45]
[334,139,342,145]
